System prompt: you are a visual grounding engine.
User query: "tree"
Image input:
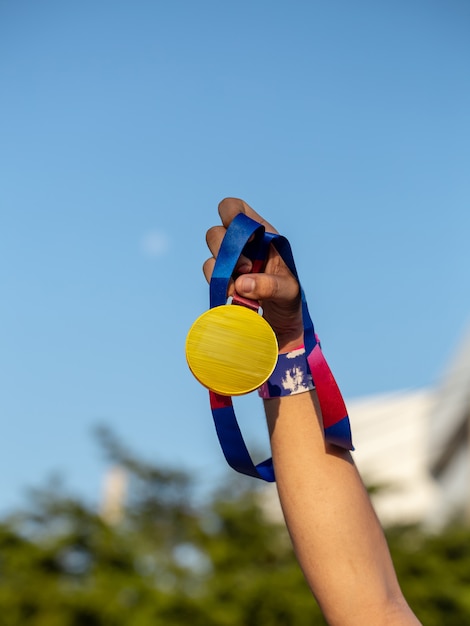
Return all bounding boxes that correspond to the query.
[0,428,325,625]
[387,524,470,626]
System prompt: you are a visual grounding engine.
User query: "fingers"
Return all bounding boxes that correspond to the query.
[217,197,278,234]
[205,225,225,259]
[202,257,215,283]
[203,197,280,285]
[207,198,277,255]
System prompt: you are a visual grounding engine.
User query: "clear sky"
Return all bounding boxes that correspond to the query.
[1,0,469,513]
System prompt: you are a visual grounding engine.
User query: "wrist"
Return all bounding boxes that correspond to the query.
[273,325,304,353]
[277,335,305,353]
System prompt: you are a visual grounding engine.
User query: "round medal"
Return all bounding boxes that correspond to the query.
[185,304,278,396]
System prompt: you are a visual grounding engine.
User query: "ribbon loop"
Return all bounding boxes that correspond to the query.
[200,213,354,481]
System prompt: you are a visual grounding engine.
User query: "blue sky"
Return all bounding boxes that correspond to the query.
[1,0,469,512]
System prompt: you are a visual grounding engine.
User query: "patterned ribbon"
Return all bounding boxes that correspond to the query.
[209,213,353,481]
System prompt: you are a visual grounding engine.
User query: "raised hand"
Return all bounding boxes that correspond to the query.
[203,197,304,352]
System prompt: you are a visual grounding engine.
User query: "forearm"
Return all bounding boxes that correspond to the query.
[264,390,421,626]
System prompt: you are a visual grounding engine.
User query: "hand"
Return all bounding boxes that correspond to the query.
[203,198,304,352]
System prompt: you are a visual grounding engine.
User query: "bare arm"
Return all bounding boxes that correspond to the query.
[264,390,420,625]
[204,197,421,626]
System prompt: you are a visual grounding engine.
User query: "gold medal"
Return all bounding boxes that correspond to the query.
[185,304,278,396]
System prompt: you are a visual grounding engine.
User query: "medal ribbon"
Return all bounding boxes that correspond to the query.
[209,213,353,481]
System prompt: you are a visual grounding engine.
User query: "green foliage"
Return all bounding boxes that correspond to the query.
[387,524,470,626]
[1,427,470,624]
[0,429,324,626]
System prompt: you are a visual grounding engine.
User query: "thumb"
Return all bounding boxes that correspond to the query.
[235,273,298,304]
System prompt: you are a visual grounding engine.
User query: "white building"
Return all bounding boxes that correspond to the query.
[350,326,470,529]
[349,388,437,527]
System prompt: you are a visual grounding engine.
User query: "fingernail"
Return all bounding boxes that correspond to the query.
[239,277,255,293]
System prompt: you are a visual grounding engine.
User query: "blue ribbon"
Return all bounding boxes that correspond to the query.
[208,213,353,481]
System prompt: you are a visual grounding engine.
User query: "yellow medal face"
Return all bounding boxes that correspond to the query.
[185,305,278,396]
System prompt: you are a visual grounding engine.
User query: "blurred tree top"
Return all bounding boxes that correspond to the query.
[0,427,469,625]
